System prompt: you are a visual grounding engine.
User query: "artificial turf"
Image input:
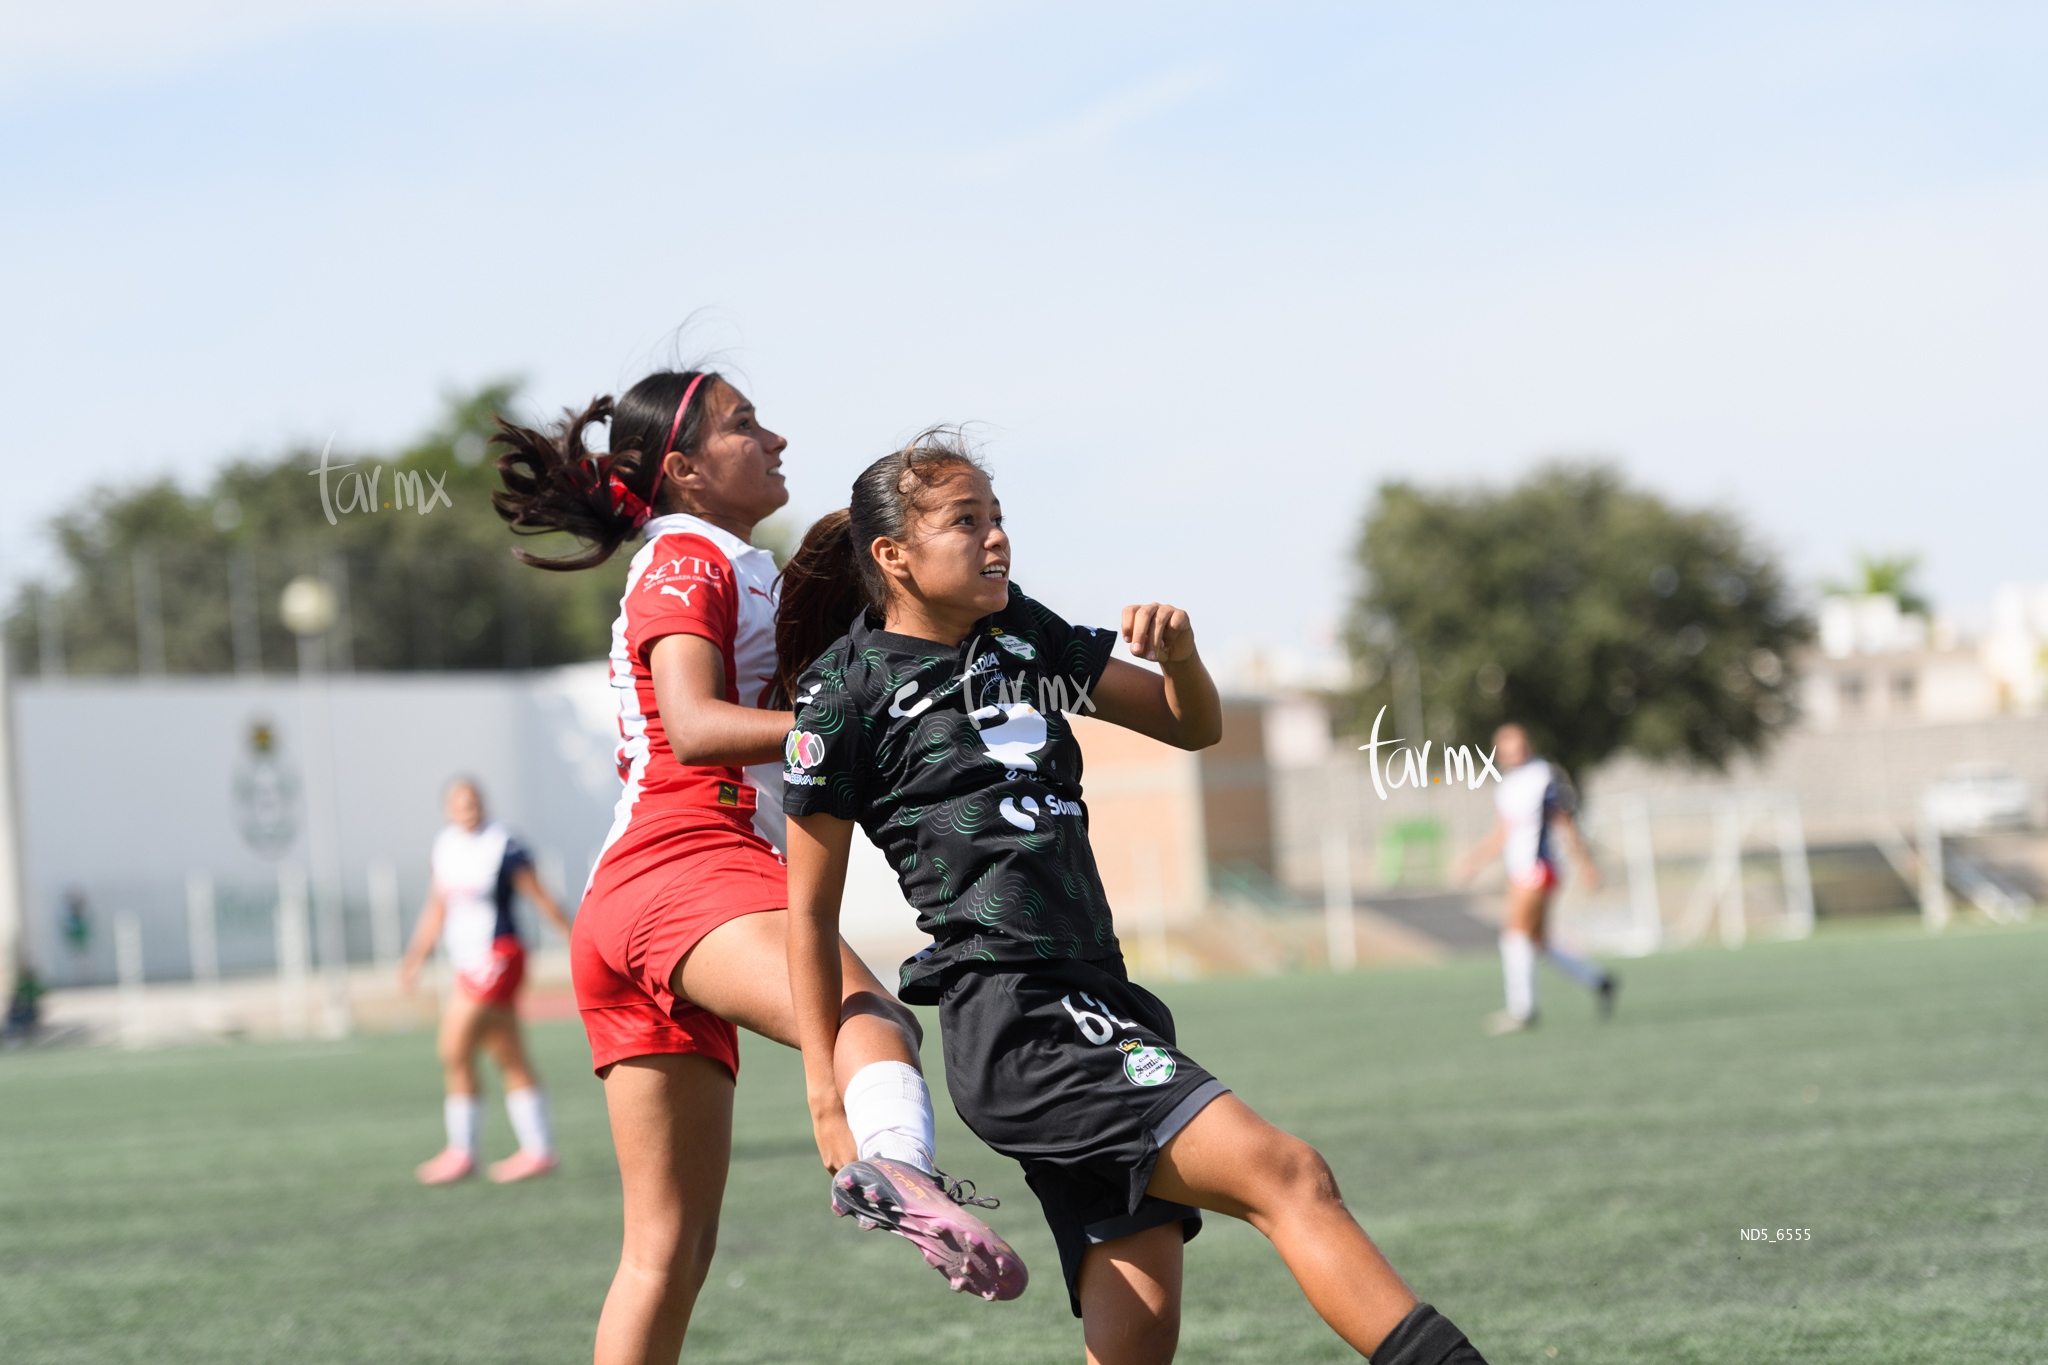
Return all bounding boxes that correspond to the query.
[1,918,2043,1364]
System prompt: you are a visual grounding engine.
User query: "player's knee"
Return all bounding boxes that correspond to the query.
[682,1225,719,1291]
[889,998,924,1051]
[1087,1308,1180,1365]
[1261,1134,1344,1214]
[845,992,922,1052]
[628,1215,720,1292]
[1127,1314,1182,1365]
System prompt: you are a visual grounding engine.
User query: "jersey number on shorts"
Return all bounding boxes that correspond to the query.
[1059,992,1139,1045]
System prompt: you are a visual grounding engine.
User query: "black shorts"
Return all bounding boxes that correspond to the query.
[936,956,1231,1316]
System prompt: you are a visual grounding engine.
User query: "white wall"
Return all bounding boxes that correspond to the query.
[13,667,923,985]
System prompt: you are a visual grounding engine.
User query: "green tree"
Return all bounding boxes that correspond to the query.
[1340,462,1812,782]
[4,384,643,676]
[1821,552,1930,616]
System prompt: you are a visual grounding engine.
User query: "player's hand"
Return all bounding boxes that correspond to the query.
[808,1093,859,1174]
[1121,602,1196,665]
[1578,862,1603,894]
[397,959,419,996]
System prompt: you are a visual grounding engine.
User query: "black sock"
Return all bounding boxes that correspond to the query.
[1369,1302,1489,1365]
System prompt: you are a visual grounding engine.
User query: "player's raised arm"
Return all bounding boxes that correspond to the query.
[1088,601,1223,750]
[785,811,861,1172]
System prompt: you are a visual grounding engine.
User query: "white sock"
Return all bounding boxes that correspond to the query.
[505,1086,552,1156]
[1500,931,1537,1021]
[841,1061,936,1174]
[444,1093,482,1157]
[1545,946,1606,991]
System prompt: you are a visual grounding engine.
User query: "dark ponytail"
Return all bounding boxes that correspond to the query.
[768,511,864,707]
[770,427,985,705]
[491,369,721,571]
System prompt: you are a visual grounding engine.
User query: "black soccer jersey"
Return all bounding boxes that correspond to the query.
[782,586,1121,1003]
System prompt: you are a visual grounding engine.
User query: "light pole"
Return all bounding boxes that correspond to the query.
[0,635,28,1024]
[280,576,352,1038]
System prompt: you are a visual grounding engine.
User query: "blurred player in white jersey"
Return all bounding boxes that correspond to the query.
[1454,724,1616,1034]
[400,777,574,1183]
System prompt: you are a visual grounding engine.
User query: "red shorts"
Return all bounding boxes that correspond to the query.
[572,808,788,1077]
[456,936,526,1007]
[1512,859,1559,893]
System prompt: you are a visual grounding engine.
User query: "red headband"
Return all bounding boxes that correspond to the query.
[607,373,709,530]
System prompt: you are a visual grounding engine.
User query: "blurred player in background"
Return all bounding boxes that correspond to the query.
[1454,724,1616,1034]
[400,776,573,1183]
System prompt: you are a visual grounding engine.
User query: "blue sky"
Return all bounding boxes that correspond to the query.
[4,1,2044,676]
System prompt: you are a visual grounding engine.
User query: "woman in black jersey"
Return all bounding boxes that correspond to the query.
[776,433,1490,1365]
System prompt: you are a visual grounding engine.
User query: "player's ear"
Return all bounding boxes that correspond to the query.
[870,536,913,587]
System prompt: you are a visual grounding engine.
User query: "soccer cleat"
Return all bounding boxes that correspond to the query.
[1483,1009,1537,1036]
[488,1149,559,1183]
[1596,974,1620,1021]
[831,1159,1029,1301]
[415,1147,477,1185]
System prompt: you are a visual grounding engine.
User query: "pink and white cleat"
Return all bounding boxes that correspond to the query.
[415,1147,476,1185]
[488,1150,559,1184]
[832,1159,1028,1301]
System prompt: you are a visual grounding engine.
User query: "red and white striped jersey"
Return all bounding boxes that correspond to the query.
[599,513,787,854]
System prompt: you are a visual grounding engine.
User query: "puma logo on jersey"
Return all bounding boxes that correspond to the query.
[746,585,772,600]
[659,584,698,605]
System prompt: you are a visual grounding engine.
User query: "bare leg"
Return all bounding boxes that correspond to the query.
[1146,1093,1417,1356]
[476,1005,539,1092]
[438,990,491,1096]
[1078,1222,1184,1365]
[1502,882,1548,942]
[674,910,1024,1300]
[592,1054,734,1365]
[590,911,928,1364]
[672,910,923,1079]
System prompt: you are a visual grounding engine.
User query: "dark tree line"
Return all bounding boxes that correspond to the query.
[1341,462,1813,782]
[4,385,635,676]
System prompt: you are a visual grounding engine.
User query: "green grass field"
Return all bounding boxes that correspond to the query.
[2,920,2044,1364]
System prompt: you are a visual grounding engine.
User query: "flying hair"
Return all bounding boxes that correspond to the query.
[769,427,986,707]
[490,369,722,571]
